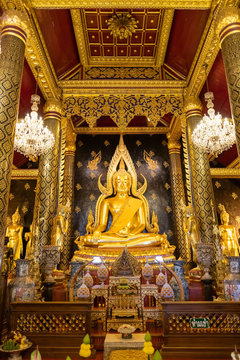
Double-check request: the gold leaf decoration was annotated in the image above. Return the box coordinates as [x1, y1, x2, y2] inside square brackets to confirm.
[137, 181, 143, 188]
[89, 194, 96, 202]
[90, 172, 96, 179]
[168, 229, 173, 237]
[22, 205, 28, 214]
[76, 183, 82, 191]
[104, 140, 110, 147]
[75, 206, 81, 213]
[104, 161, 109, 168]
[74, 230, 80, 237]
[151, 193, 157, 201]
[163, 161, 169, 168]
[151, 171, 157, 178]
[24, 183, 30, 190]
[136, 140, 142, 147]
[88, 151, 101, 171]
[77, 161, 83, 168]
[9, 193, 14, 200]
[136, 160, 142, 168]
[232, 192, 238, 200]
[162, 140, 167, 147]
[143, 150, 158, 171]
[164, 183, 170, 190]
[235, 216, 240, 224]
[166, 206, 172, 213]
[78, 140, 84, 147]
[215, 181, 221, 188]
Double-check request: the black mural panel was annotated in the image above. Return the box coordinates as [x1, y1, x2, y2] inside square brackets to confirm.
[213, 178, 240, 237]
[73, 134, 174, 249]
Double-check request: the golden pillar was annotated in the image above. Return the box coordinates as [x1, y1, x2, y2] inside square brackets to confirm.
[59, 120, 76, 270]
[185, 97, 216, 254]
[217, 7, 240, 156]
[38, 99, 62, 259]
[0, 10, 28, 271]
[168, 139, 190, 262]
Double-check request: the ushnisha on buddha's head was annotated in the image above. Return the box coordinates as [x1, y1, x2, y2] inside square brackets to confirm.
[112, 158, 131, 195]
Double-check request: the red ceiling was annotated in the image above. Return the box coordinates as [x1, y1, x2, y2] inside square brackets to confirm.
[85, 9, 162, 58]
[34, 9, 79, 76]
[165, 9, 210, 76]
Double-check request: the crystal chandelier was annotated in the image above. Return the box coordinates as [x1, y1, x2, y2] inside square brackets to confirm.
[14, 70, 55, 161]
[107, 13, 138, 39]
[191, 71, 236, 157]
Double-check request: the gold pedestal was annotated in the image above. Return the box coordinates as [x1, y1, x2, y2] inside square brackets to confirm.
[72, 246, 175, 265]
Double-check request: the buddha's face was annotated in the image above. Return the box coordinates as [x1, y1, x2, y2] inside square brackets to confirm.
[114, 171, 131, 194]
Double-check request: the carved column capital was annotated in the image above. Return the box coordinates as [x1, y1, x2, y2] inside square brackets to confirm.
[1, 9, 28, 43]
[184, 96, 202, 119]
[65, 121, 76, 155]
[216, 7, 240, 44]
[44, 98, 62, 120]
[168, 139, 181, 154]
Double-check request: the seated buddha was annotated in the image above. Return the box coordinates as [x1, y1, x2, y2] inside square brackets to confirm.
[76, 135, 172, 250]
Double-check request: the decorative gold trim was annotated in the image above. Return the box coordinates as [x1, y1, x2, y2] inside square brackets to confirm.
[11, 169, 38, 180]
[227, 157, 239, 168]
[168, 140, 181, 154]
[155, 9, 174, 67]
[210, 168, 240, 178]
[61, 80, 185, 96]
[169, 115, 182, 141]
[184, 96, 202, 114]
[28, 0, 212, 9]
[74, 127, 169, 134]
[58, 117, 67, 205]
[71, 9, 88, 66]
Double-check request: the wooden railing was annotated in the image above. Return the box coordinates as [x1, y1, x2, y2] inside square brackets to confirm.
[10, 301, 92, 357]
[161, 301, 240, 359]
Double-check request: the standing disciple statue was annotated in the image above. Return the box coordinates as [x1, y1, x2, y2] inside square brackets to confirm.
[218, 203, 240, 256]
[183, 204, 200, 263]
[25, 224, 33, 259]
[6, 207, 23, 260]
[51, 203, 69, 249]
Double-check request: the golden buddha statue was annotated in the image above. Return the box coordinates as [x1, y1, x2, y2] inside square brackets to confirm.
[218, 203, 240, 257]
[51, 202, 69, 249]
[76, 135, 173, 251]
[6, 207, 23, 260]
[183, 203, 200, 263]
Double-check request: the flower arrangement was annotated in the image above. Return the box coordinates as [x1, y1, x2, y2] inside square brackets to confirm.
[117, 324, 136, 339]
[79, 334, 91, 358]
[143, 331, 155, 356]
[1, 331, 30, 350]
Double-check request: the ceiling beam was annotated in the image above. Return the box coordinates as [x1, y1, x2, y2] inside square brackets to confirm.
[185, 0, 239, 98]
[155, 10, 174, 67]
[28, 0, 212, 9]
[71, 9, 88, 67]
[60, 79, 185, 96]
[210, 168, 240, 178]
[11, 169, 39, 180]
[74, 127, 169, 135]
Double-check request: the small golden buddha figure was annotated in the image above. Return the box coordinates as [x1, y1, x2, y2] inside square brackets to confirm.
[218, 203, 240, 257]
[183, 204, 200, 262]
[25, 224, 33, 259]
[77, 135, 173, 250]
[51, 203, 69, 249]
[6, 207, 23, 260]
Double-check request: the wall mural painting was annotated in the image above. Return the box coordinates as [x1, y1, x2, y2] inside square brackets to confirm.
[73, 134, 174, 250]
[213, 178, 240, 240]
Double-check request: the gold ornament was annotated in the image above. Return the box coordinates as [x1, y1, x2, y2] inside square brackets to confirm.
[107, 13, 138, 39]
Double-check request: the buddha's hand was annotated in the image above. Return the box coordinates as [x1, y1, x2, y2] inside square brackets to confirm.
[92, 230, 101, 244]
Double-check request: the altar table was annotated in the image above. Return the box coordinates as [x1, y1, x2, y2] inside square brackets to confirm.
[104, 333, 145, 360]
